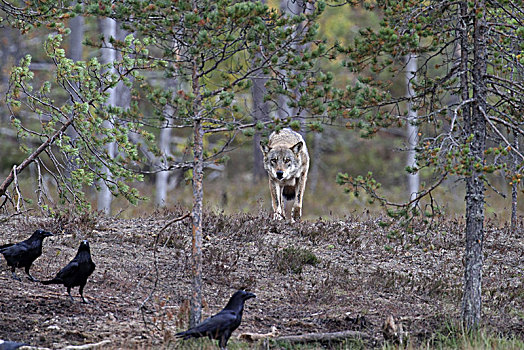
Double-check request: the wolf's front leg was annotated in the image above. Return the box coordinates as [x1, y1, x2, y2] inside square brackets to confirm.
[269, 180, 284, 220]
[291, 172, 308, 221]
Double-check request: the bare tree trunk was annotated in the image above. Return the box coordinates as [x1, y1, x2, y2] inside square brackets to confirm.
[1, 28, 24, 121]
[155, 76, 179, 207]
[405, 53, 419, 203]
[65, 4, 84, 164]
[190, 59, 203, 328]
[156, 125, 172, 207]
[97, 17, 117, 215]
[277, 0, 303, 121]
[511, 133, 519, 233]
[251, 29, 269, 182]
[462, 0, 487, 330]
[69, 6, 84, 63]
[308, 132, 322, 193]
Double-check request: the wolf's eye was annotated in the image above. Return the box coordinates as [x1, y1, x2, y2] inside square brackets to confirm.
[284, 158, 291, 164]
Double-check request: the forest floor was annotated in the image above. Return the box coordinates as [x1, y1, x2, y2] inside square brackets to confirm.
[0, 209, 522, 349]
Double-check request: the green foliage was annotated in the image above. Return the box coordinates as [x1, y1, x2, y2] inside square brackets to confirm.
[274, 246, 320, 274]
[334, 0, 523, 222]
[6, 34, 149, 210]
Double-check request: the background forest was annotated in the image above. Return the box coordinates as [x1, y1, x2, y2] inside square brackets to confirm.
[0, 1, 520, 220]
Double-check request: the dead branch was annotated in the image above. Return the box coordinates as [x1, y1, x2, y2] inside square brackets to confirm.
[238, 326, 279, 342]
[0, 208, 34, 224]
[0, 117, 74, 198]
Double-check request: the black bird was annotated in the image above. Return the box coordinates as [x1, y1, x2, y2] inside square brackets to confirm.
[175, 290, 256, 350]
[41, 240, 96, 303]
[0, 229, 53, 281]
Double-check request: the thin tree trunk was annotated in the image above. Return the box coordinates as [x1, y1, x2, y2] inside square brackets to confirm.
[308, 132, 322, 193]
[97, 17, 117, 215]
[156, 125, 171, 207]
[69, 6, 84, 62]
[155, 76, 178, 207]
[405, 53, 419, 203]
[462, 0, 487, 330]
[190, 59, 203, 328]
[65, 4, 84, 167]
[277, 0, 302, 121]
[511, 133, 518, 233]
[251, 34, 269, 182]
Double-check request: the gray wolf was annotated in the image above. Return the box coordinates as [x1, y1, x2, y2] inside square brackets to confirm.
[175, 290, 256, 350]
[260, 128, 309, 221]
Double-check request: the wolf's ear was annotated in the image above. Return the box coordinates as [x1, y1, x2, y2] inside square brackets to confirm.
[260, 142, 270, 155]
[290, 141, 303, 155]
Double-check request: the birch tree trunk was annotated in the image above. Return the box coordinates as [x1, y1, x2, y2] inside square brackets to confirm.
[156, 125, 172, 206]
[97, 18, 117, 215]
[462, 0, 487, 330]
[156, 78, 178, 206]
[65, 4, 83, 155]
[68, 7, 84, 63]
[405, 53, 419, 203]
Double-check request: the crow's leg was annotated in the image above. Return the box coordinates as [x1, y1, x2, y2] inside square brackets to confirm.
[10, 266, 21, 281]
[79, 284, 89, 304]
[25, 266, 39, 282]
[219, 333, 230, 350]
[67, 286, 75, 302]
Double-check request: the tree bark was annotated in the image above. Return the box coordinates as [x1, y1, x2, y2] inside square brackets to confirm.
[462, 0, 487, 330]
[308, 132, 322, 193]
[97, 17, 117, 215]
[277, 0, 303, 121]
[251, 37, 269, 182]
[68, 5, 84, 62]
[405, 53, 419, 203]
[190, 58, 203, 328]
[511, 133, 518, 233]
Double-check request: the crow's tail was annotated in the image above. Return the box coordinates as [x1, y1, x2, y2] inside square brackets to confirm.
[0, 243, 14, 251]
[175, 330, 199, 339]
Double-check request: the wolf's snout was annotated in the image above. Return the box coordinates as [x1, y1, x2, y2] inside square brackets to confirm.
[276, 170, 284, 180]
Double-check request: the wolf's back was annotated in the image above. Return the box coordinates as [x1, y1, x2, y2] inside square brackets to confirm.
[268, 128, 306, 150]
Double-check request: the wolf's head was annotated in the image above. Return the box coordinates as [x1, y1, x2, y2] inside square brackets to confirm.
[260, 141, 304, 181]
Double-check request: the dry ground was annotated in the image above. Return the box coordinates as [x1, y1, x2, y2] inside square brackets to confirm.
[0, 209, 522, 349]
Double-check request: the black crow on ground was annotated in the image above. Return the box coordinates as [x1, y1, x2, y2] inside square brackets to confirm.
[175, 290, 256, 350]
[41, 240, 95, 303]
[0, 229, 53, 281]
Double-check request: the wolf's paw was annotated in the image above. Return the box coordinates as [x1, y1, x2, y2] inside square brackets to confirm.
[291, 207, 302, 221]
[273, 212, 284, 220]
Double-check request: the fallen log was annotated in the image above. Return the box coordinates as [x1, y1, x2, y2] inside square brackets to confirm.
[275, 330, 369, 344]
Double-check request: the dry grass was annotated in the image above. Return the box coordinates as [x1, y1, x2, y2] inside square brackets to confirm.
[0, 210, 522, 349]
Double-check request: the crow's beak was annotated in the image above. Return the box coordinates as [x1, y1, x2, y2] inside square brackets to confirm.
[45, 231, 54, 237]
[245, 292, 256, 299]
